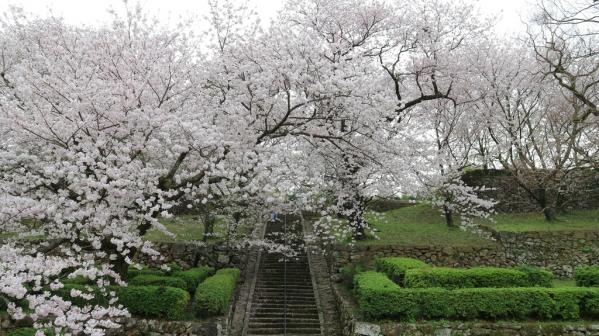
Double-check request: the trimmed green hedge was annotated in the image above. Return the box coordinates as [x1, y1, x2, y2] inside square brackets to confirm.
[56, 284, 190, 320]
[374, 257, 429, 284]
[404, 267, 550, 289]
[516, 265, 554, 288]
[127, 264, 166, 278]
[575, 267, 599, 287]
[173, 266, 215, 292]
[117, 285, 190, 320]
[128, 274, 188, 290]
[354, 271, 599, 320]
[7, 328, 54, 336]
[194, 268, 240, 317]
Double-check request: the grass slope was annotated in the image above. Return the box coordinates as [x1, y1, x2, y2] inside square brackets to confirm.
[362, 204, 497, 247]
[144, 215, 226, 242]
[479, 209, 599, 232]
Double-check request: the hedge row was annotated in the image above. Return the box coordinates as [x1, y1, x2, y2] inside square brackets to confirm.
[575, 267, 599, 287]
[404, 266, 552, 289]
[354, 271, 599, 320]
[128, 274, 188, 290]
[127, 265, 214, 293]
[56, 284, 190, 320]
[374, 257, 429, 284]
[194, 268, 240, 317]
[173, 266, 215, 293]
[7, 328, 54, 336]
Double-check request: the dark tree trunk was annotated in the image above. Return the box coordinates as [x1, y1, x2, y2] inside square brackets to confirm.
[202, 212, 216, 242]
[538, 187, 557, 222]
[443, 204, 457, 228]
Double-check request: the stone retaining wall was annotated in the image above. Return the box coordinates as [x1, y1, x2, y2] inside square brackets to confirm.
[462, 168, 599, 213]
[382, 322, 599, 336]
[136, 242, 246, 270]
[333, 230, 599, 277]
[0, 315, 225, 336]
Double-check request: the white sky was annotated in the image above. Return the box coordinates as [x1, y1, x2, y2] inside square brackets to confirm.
[0, 0, 534, 35]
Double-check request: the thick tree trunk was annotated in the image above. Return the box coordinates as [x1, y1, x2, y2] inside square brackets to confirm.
[537, 187, 557, 222]
[443, 204, 457, 228]
[202, 213, 216, 242]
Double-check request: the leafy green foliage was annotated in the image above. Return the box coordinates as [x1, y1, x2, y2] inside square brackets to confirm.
[173, 266, 215, 292]
[194, 268, 240, 317]
[404, 267, 551, 289]
[116, 285, 190, 320]
[341, 263, 367, 289]
[354, 272, 599, 320]
[127, 264, 166, 278]
[374, 257, 429, 284]
[516, 265, 554, 287]
[575, 267, 599, 287]
[7, 328, 54, 336]
[55, 284, 189, 320]
[128, 274, 188, 290]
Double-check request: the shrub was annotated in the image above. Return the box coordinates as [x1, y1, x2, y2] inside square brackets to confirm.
[127, 264, 165, 278]
[404, 267, 548, 289]
[173, 266, 215, 292]
[7, 328, 54, 336]
[194, 268, 240, 317]
[128, 274, 188, 290]
[115, 285, 190, 320]
[516, 265, 554, 287]
[575, 266, 599, 287]
[374, 257, 429, 284]
[340, 263, 367, 289]
[354, 272, 599, 320]
[62, 276, 93, 285]
[55, 284, 189, 320]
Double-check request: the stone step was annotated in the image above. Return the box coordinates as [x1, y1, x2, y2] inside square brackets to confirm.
[245, 220, 321, 336]
[247, 327, 322, 335]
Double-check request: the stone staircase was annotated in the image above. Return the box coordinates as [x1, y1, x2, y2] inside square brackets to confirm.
[244, 218, 322, 336]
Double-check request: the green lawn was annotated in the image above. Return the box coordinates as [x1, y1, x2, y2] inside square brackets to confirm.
[144, 215, 226, 242]
[362, 204, 497, 247]
[553, 278, 577, 287]
[479, 209, 599, 232]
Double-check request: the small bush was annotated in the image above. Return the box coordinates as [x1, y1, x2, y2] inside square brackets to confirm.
[62, 276, 93, 285]
[194, 268, 240, 317]
[340, 263, 367, 289]
[404, 267, 549, 289]
[7, 328, 54, 336]
[575, 266, 599, 287]
[173, 266, 215, 292]
[374, 257, 429, 284]
[516, 265, 554, 287]
[55, 284, 189, 320]
[128, 274, 188, 290]
[354, 272, 599, 320]
[127, 264, 165, 278]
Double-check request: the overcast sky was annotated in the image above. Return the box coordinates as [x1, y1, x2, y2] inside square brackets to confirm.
[0, 0, 535, 35]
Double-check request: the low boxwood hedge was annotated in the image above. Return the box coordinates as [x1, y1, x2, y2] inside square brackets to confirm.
[516, 265, 554, 287]
[7, 328, 54, 336]
[194, 268, 240, 317]
[354, 271, 599, 320]
[404, 267, 549, 289]
[127, 264, 166, 278]
[128, 274, 188, 290]
[374, 257, 429, 284]
[575, 267, 599, 287]
[117, 285, 190, 320]
[173, 266, 215, 292]
[56, 284, 190, 320]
